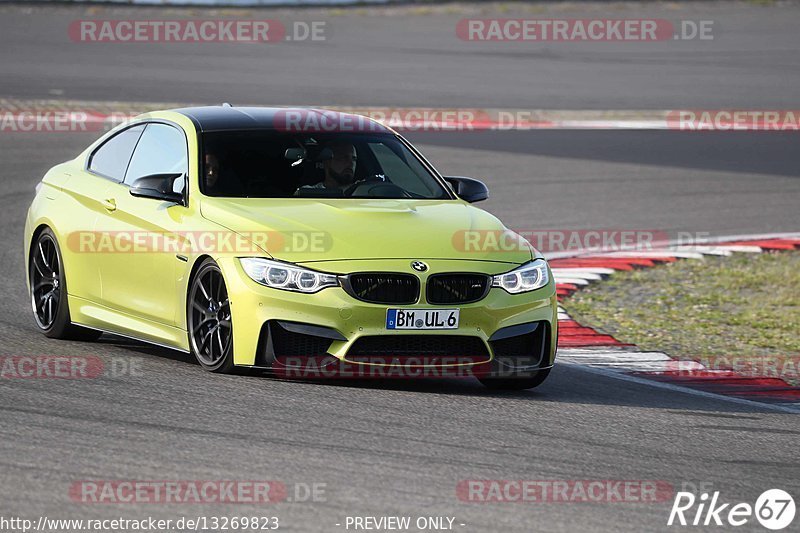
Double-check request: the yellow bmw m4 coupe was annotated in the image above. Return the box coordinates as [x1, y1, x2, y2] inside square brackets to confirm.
[24, 106, 557, 389]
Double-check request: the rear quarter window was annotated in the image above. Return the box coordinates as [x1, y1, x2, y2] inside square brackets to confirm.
[88, 125, 145, 181]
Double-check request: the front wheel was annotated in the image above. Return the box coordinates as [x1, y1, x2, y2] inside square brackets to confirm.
[478, 368, 551, 391]
[29, 228, 102, 341]
[188, 259, 235, 373]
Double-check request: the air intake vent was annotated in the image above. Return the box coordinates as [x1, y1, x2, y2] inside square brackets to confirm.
[343, 273, 420, 304]
[346, 335, 489, 360]
[426, 273, 491, 304]
[270, 322, 333, 357]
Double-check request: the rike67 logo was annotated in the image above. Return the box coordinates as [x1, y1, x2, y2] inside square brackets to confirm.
[668, 489, 795, 530]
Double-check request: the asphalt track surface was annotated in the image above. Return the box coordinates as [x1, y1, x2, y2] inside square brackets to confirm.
[1, 3, 800, 532]
[2, 2, 800, 108]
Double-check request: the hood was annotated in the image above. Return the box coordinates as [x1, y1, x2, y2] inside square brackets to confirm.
[200, 198, 534, 265]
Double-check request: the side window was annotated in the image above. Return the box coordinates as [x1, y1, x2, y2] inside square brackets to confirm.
[88, 125, 145, 182]
[124, 123, 188, 193]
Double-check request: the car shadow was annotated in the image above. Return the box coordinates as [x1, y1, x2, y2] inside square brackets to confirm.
[95, 334, 196, 365]
[95, 334, 795, 415]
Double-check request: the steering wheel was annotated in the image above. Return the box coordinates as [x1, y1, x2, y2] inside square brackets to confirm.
[344, 175, 413, 198]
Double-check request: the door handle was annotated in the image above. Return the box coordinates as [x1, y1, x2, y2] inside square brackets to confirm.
[101, 198, 117, 211]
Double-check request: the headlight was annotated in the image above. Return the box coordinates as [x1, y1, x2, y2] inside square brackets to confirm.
[492, 259, 549, 294]
[239, 258, 339, 293]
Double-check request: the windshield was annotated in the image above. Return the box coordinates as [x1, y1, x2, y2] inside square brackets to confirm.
[200, 131, 451, 199]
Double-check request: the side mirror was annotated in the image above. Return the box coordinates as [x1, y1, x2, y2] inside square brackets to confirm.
[129, 173, 185, 205]
[444, 176, 489, 203]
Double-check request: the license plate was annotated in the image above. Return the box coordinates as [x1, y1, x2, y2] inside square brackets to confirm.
[386, 309, 459, 330]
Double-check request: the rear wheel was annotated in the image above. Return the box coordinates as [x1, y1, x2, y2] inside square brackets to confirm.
[478, 368, 551, 391]
[29, 228, 102, 341]
[188, 259, 235, 373]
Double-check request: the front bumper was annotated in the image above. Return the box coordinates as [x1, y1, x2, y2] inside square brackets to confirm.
[217, 257, 558, 371]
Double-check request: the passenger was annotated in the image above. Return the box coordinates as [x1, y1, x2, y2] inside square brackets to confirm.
[204, 153, 245, 196]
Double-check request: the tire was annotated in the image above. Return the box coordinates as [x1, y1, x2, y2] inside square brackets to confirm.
[29, 228, 102, 341]
[478, 368, 551, 391]
[187, 258, 235, 373]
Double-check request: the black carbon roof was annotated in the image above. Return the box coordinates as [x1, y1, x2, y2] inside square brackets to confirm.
[173, 106, 392, 134]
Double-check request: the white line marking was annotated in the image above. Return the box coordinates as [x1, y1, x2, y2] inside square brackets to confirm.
[713, 245, 764, 253]
[551, 267, 617, 276]
[560, 349, 673, 361]
[551, 119, 669, 130]
[593, 250, 706, 259]
[553, 277, 590, 286]
[553, 271, 603, 281]
[559, 348, 698, 372]
[668, 246, 733, 256]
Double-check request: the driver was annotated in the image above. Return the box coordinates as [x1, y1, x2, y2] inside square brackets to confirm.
[296, 142, 357, 193]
